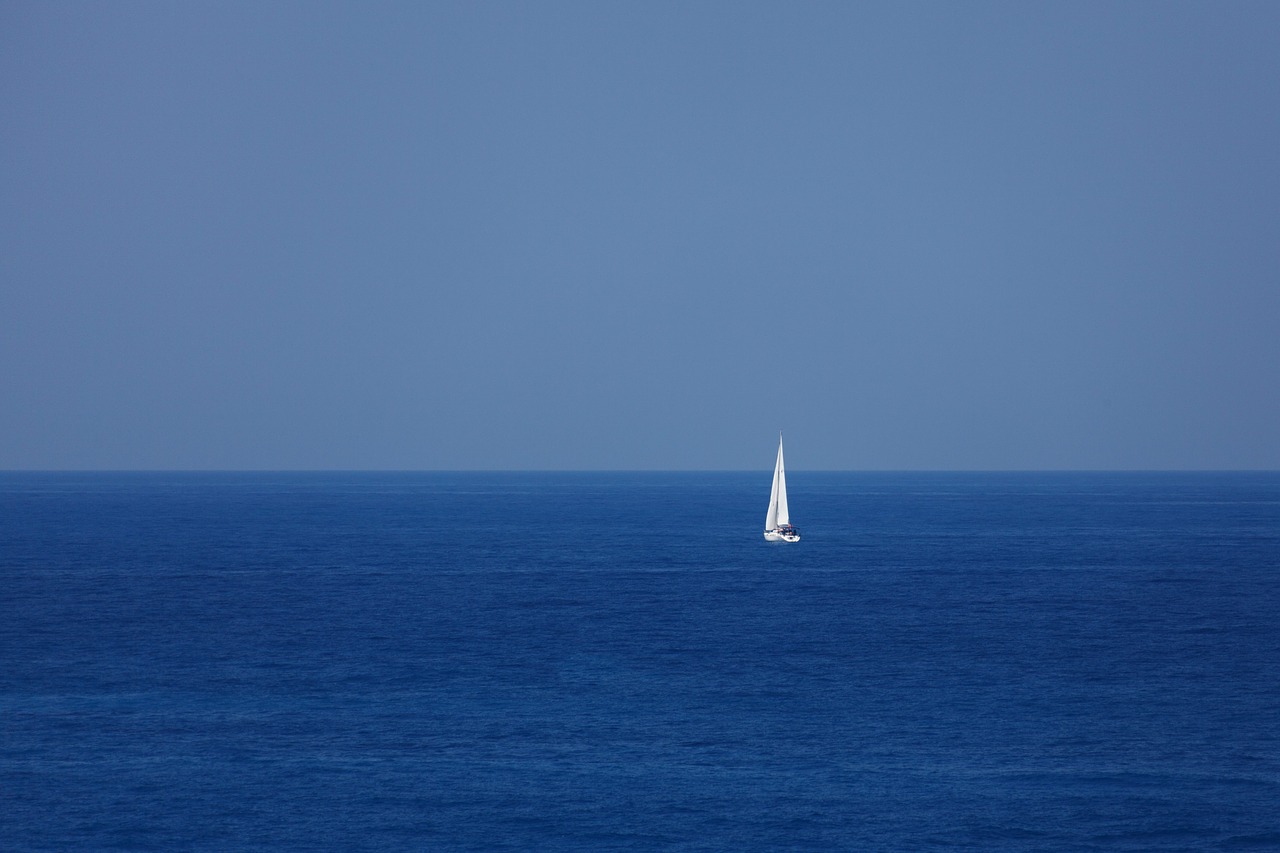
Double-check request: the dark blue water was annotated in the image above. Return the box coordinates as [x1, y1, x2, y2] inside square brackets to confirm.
[3, 472, 1278, 851]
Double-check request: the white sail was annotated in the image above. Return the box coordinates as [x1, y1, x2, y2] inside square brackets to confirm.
[765, 433, 789, 530]
[763, 432, 799, 541]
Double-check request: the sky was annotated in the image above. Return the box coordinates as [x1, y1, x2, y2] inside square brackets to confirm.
[2, 1, 1278, 470]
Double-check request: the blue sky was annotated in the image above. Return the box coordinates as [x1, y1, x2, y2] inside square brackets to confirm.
[3, 1, 1278, 469]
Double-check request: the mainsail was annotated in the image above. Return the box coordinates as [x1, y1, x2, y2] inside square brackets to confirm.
[765, 433, 790, 531]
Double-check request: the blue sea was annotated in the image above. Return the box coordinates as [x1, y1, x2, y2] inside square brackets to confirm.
[3, 471, 1278, 851]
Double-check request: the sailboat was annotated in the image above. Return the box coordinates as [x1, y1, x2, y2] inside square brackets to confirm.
[764, 432, 800, 542]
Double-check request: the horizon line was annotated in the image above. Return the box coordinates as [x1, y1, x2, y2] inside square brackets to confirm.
[3, 468, 1278, 475]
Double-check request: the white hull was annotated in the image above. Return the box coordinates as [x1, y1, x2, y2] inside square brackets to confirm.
[764, 528, 800, 543]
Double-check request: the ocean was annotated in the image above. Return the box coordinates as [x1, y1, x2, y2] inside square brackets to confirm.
[2, 471, 1278, 851]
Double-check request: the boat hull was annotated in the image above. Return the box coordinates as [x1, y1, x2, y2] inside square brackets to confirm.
[764, 529, 800, 543]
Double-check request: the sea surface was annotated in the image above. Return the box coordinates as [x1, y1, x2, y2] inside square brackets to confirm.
[2, 471, 1278, 851]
